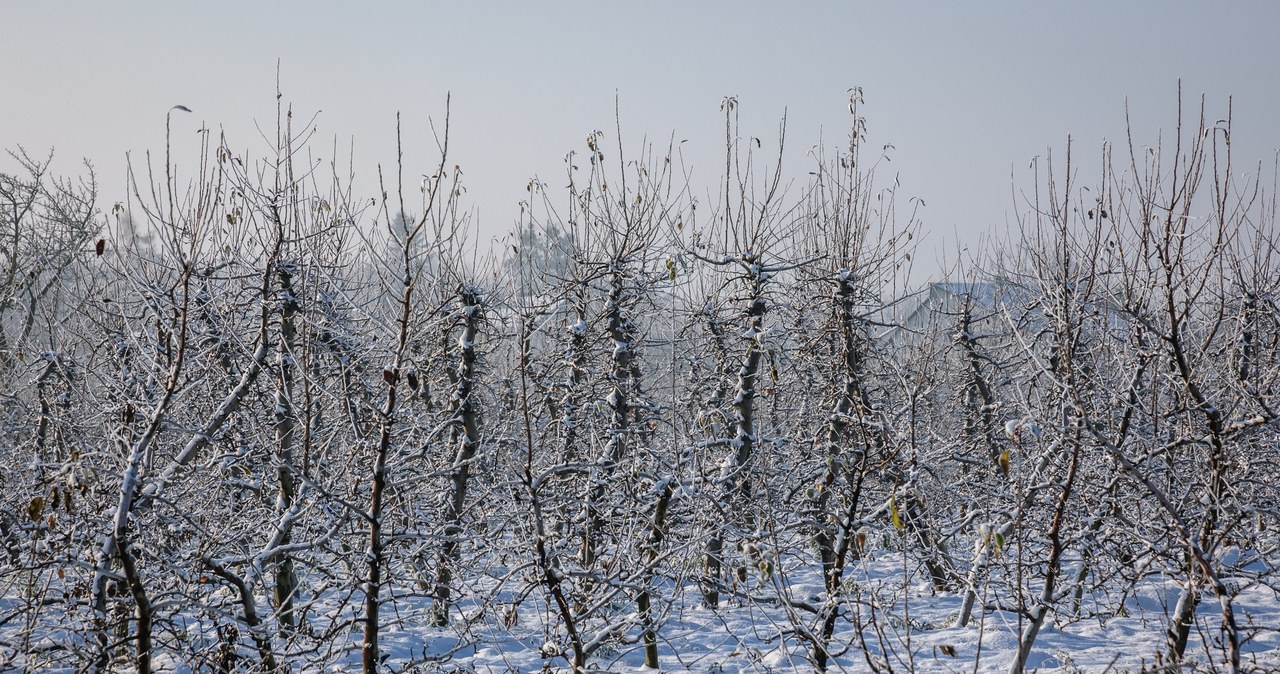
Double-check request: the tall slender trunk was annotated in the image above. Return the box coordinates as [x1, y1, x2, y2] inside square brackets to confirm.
[639, 479, 675, 668]
[812, 467, 867, 672]
[517, 315, 587, 673]
[810, 270, 872, 670]
[583, 269, 634, 567]
[363, 401, 393, 673]
[1009, 433, 1081, 673]
[272, 260, 301, 629]
[432, 286, 483, 625]
[558, 279, 589, 462]
[1161, 267, 1240, 669]
[364, 275, 413, 673]
[703, 261, 765, 608]
[118, 535, 152, 674]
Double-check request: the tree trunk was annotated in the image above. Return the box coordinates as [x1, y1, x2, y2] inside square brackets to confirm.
[272, 260, 301, 630]
[433, 285, 483, 625]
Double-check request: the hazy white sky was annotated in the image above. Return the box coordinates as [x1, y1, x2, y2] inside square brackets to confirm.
[5, 1, 1279, 275]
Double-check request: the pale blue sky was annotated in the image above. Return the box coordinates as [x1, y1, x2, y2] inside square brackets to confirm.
[5, 2, 1279, 275]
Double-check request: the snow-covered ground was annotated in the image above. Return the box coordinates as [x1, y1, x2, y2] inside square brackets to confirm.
[4, 528, 1278, 673]
[284, 552, 1279, 673]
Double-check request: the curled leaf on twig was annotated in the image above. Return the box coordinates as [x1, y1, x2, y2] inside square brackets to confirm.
[27, 497, 45, 521]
